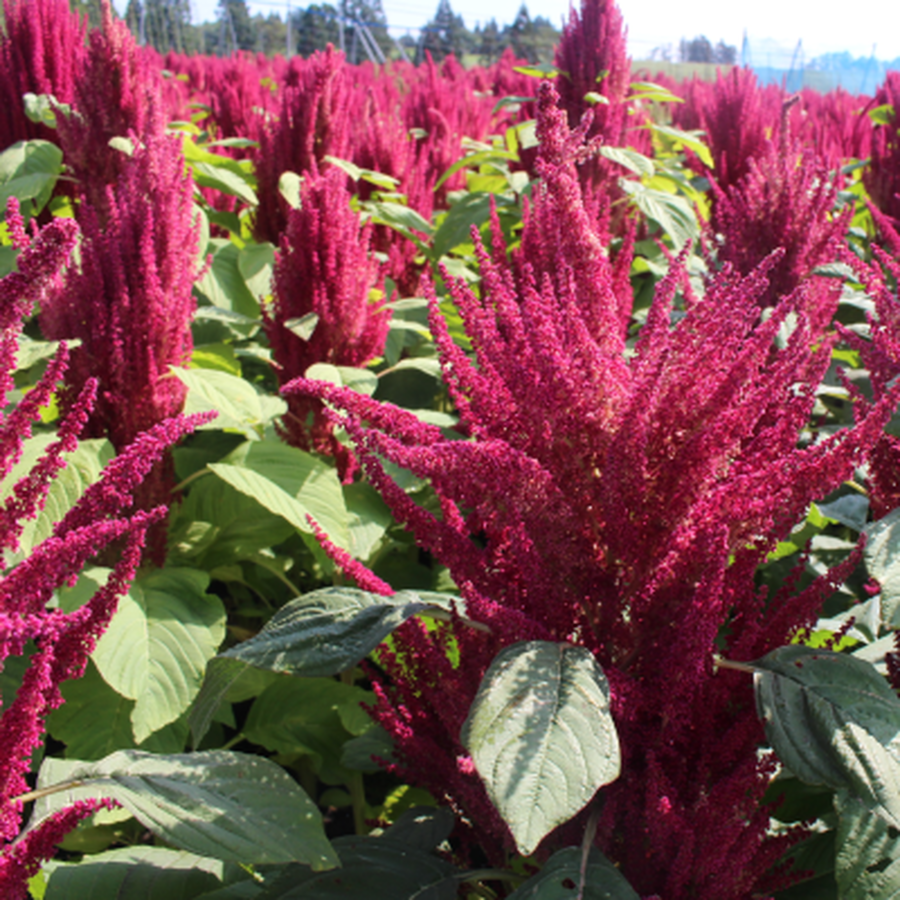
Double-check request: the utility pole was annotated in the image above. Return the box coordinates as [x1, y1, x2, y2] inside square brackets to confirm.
[286, 0, 292, 57]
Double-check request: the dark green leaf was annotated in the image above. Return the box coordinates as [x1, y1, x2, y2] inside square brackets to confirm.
[382, 806, 455, 851]
[221, 586, 457, 677]
[255, 836, 457, 899]
[30, 750, 338, 868]
[461, 641, 621, 855]
[835, 791, 900, 900]
[506, 846, 639, 899]
[45, 846, 233, 900]
[864, 508, 900, 628]
[753, 646, 900, 828]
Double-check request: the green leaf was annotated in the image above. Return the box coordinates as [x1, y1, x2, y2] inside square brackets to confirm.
[0, 436, 113, 559]
[238, 242, 275, 300]
[195, 240, 261, 319]
[619, 180, 698, 249]
[278, 171, 302, 209]
[461, 641, 621, 856]
[382, 806, 454, 851]
[365, 201, 434, 237]
[23, 92, 67, 128]
[598, 146, 654, 177]
[492, 95, 535, 114]
[864, 508, 900, 629]
[513, 64, 559, 78]
[175, 368, 286, 440]
[506, 846, 639, 899]
[220, 586, 457, 677]
[243, 677, 374, 783]
[341, 725, 396, 772]
[30, 750, 338, 868]
[284, 312, 320, 341]
[628, 81, 684, 104]
[752, 646, 900, 828]
[252, 835, 457, 899]
[432, 193, 511, 259]
[217, 440, 350, 549]
[869, 104, 896, 126]
[304, 362, 378, 396]
[47, 661, 189, 759]
[44, 846, 236, 900]
[835, 790, 900, 900]
[188, 657, 252, 749]
[583, 91, 610, 106]
[434, 148, 517, 192]
[89, 568, 226, 743]
[649, 124, 714, 168]
[324, 155, 399, 190]
[0, 139, 63, 216]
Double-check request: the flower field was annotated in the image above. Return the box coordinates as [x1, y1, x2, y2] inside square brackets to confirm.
[2, 0, 900, 896]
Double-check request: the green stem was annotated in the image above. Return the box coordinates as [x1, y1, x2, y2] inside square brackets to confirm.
[171, 466, 212, 495]
[12, 780, 85, 805]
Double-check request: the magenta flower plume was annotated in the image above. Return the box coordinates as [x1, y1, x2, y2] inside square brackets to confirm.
[253, 45, 351, 244]
[708, 133, 850, 310]
[288, 85, 898, 896]
[0, 211, 206, 896]
[55, 0, 163, 218]
[264, 165, 388, 478]
[0, 0, 86, 150]
[39, 129, 199, 557]
[554, 0, 630, 148]
[864, 71, 900, 225]
[674, 68, 783, 194]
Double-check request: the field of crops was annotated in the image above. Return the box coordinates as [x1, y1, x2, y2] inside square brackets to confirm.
[2, 0, 900, 896]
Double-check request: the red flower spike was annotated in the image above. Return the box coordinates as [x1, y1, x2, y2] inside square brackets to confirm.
[291, 85, 900, 896]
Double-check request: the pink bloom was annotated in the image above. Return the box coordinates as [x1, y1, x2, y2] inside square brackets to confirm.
[289, 83, 898, 896]
[265, 165, 388, 478]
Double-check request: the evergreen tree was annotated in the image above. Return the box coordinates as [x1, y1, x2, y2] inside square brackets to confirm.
[292, 4, 341, 56]
[218, 0, 255, 53]
[420, 0, 468, 62]
[124, 0, 194, 53]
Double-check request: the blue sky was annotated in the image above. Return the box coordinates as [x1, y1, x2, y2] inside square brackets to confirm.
[146, 0, 900, 61]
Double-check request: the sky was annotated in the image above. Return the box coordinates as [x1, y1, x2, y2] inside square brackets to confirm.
[176, 0, 900, 62]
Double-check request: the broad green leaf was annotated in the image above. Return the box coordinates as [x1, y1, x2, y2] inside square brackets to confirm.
[869, 104, 896, 126]
[175, 368, 286, 439]
[0, 436, 113, 559]
[0, 139, 63, 215]
[583, 91, 610, 105]
[90, 568, 226, 742]
[252, 835, 457, 899]
[753, 646, 900, 828]
[278, 171, 302, 209]
[599, 146, 654, 177]
[243, 677, 374, 783]
[506, 846, 639, 899]
[220, 586, 457, 676]
[324, 155, 399, 190]
[191, 343, 242, 376]
[217, 440, 350, 549]
[432, 193, 512, 259]
[304, 362, 378, 397]
[619, 180, 698, 249]
[30, 750, 338, 868]
[461, 641, 621, 855]
[23, 92, 67, 128]
[492, 94, 535, 114]
[836, 790, 900, 900]
[192, 164, 258, 205]
[47, 662, 188, 759]
[238, 242, 275, 300]
[864, 508, 900, 628]
[382, 806, 454, 851]
[284, 312, 319, 341]
[341, 725, 395, 772]
[188, 657, 253, 749]
[365, 201, 434, 237]
[44, 846, 235, 900]
[818, 494, 869, 532]
[208, 464, 316, 535]
[650, 124, 714, 168]
[195, 240, 261, 319]
[434, 148, 517, 192]
[168, 474, 294, 571]
[629, 81, 684, 104]
[344, 482, 394, 562]
[513, 64, 560, 78]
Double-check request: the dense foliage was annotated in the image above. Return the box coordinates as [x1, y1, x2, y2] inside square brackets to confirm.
[2, 0, 900, 897]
